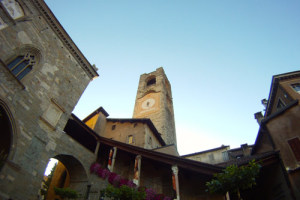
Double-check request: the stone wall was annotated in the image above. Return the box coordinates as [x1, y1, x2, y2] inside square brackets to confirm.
[0, 0, 96, 199]
[103, 121, 162, 149]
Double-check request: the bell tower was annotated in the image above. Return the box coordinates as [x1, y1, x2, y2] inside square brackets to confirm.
[133, 67, 177, 146]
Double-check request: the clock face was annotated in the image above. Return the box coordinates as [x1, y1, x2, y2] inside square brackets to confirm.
[133, 92, 160, 118]
[141, 98, 156, 110]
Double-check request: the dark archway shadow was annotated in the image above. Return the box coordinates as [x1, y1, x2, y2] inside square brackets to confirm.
[0, 104, 12, 172]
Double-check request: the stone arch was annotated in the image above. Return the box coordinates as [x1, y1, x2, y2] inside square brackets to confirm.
[0, 99, 15, 171]
[5, 45, 43, 67]
[52, 154, 89, 196]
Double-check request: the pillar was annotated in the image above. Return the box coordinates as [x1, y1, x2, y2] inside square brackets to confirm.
[172, 165, 180, 200]
[94, 141, 100, 159]
[107, 147, 117, 172]
[133, 155, 142, 186]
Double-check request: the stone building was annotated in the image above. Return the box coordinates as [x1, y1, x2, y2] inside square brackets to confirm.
[0, 0, 299, 200]
[252, 71, 300, 199]
[182, 144, 253, 165]
[0, 0, 99, 198]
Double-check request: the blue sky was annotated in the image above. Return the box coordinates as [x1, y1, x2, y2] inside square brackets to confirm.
[45, 0, 300, 155]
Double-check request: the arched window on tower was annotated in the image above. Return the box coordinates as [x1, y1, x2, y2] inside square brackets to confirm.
[146, 76, 156, 86]
[7, 53, 36, 80]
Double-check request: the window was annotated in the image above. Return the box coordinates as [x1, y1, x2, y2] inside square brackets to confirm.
[222, 151, 229, 161]
[0, 0, 24, 19]
[147, 77, 156, 86]
[276, 99, 285, 110]
[148, 136, 152, 146]
[291, 83, 300, 94]
[288, 137, 300, 162]
[128, 135, 133, 144]
[7, 53, 35, 80]
[208, 154, 215, 162]
[111, 125, 116, 130]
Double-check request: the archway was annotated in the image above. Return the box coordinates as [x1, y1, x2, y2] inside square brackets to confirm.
[42, 155, 89, 200]
[0, 104, 12, 171]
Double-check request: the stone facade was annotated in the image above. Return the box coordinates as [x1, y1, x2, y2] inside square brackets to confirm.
[182, 146, 230, 164]
[133, 67, 177, 147]
[0, 0, 98, 199]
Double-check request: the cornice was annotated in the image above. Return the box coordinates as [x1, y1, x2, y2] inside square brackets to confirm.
[30, 0, 98, 79]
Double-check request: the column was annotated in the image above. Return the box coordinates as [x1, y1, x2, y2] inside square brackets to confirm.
[107, 147, 117, 172]
[94, 141, 100, 159]
[172, 165, 180, 200]
[133, 155, 142, 186]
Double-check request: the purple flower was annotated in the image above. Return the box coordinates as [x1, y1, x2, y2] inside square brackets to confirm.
[163, 197, 173, 200]
[154, 194, 165, 200]
[108, 172, 117, 184]
[119, 178, 128, 187]
[90, 163, 101, 173]
[113, 174, 121, 187]
[126, 180, 136, 188]
[100, 168, 110, 179]
[145, 188, 156, 200]
[96, 167, 103, 177]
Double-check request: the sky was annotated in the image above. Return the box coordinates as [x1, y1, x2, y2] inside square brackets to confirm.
[45, 0, 300, 155]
